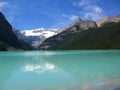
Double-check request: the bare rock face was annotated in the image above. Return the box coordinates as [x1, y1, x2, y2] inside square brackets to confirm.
[69, 18, 83, 27]
[79, 21, 97, 30]
[96, 15, 120, 27]
[96, 16, 112, 27]
[64, 18, 97, 33]
[67, 18, 97, 31]
[112, 15, 120, 22]
[39, 18, 97, 50]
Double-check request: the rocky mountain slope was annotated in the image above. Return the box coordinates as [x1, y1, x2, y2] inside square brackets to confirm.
[1, 11, 120, 50]
[39, 14, 120, 50]
[96, 15, 120, 27]
[0, 12, 34, 51]
[39, 18, 97, 50]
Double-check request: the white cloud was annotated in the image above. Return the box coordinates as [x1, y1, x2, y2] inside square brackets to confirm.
[52, 14, 79, 28]
[84, 12, 101, 21]
[84, 5, 102, 13]
[69, 15, 79, 21]
[73, 0, 104, 21]
[94, 6, 102, 13]
[74, 0, 90, 7]
[62, 14, 79, 21]
[0, 1, 9, 10]
[73, 0, 99, 7]
[83, 5, 103, 20]
[22, 62, 59, 74]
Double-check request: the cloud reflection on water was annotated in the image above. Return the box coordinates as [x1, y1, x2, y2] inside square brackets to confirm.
[22, 62, 59, 74]
[19, 51, 120, 90]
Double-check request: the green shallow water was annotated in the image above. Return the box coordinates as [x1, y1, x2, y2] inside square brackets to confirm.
[0, 50, 120, 90]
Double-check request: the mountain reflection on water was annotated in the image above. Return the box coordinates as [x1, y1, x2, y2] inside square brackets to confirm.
[0, 50, 120, 90]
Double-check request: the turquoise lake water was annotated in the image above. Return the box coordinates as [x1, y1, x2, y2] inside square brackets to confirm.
[0, 50, 120, 90]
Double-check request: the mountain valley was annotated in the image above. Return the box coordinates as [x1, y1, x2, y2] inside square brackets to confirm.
[0, 11, 120, 50]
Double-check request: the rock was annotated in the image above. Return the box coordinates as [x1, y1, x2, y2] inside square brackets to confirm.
[96, 14, 120, 27]
[39, 18, 97, 50]
[79, 21, 97, 30]
[96, 16, 112, 27]
[112, 15, 120, 22]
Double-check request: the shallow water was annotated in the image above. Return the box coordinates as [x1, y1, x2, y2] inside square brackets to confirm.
[0, 50, 120, 90]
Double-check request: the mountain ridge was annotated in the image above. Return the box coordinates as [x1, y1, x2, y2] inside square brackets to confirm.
[1, 11, 120, 50]
[15, 14, 120, 49]
[39, 14, 120, 50]
[0, 12, 34, 51]
[14, 28, 63, 48]
[96, 15, 120, 27]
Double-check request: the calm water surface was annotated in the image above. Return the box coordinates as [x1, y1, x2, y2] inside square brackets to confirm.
[0, 50, 120, 90]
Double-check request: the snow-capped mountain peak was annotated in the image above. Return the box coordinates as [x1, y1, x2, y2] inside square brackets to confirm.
[22, 28, 61, 38]
[13, 28, 62, 48]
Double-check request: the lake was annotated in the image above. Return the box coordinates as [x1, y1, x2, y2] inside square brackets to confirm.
[0, 50, 120, 90]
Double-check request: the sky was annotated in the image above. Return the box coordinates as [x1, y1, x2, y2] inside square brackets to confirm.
[0, 0, 120, 30]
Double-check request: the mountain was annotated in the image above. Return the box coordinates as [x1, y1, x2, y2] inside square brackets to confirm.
[13, 28, 28, 42]
[96, 16, 111, 27]
[39, 18, 97, 50]
[14, 28, 62, 49]
[1, 11, 120, 50]
[65, 18, 97, 32]
[96, 15, 120, 27]
[0, 12, 34, 51]
[39, 14, 120, 50]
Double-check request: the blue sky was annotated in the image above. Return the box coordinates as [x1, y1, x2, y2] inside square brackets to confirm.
[0, 0, 120, 30]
